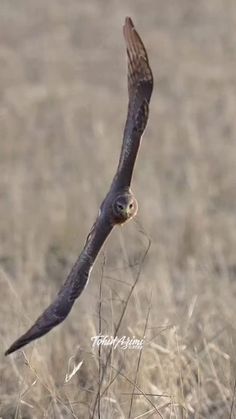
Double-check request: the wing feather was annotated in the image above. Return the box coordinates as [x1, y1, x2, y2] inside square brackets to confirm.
[5, 214, 113, 355]
[111, 17, 153, 190]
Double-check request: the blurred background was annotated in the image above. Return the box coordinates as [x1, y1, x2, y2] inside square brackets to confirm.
[1, 0, 236, 417]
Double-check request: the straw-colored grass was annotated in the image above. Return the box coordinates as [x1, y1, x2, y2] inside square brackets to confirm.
[1, 1, 236, 417]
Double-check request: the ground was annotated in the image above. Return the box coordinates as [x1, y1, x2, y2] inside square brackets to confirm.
[1, 1, 236, 418]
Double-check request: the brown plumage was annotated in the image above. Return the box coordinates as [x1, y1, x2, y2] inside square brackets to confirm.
[5, 17, 153, 356]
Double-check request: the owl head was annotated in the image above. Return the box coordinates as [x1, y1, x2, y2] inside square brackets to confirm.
[112, 192, 138, 224]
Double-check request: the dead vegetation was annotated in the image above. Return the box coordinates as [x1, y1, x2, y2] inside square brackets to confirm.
[1, 0, 236, 417]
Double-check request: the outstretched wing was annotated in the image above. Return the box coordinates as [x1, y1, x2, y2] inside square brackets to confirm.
[5, 213, 113, 355]
[111, 17, 153, 191]
[5, 17, 153, 356]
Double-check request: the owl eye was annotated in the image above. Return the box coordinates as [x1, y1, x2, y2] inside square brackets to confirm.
[117, 203, 124, 210]
[129, 203, 133, 209]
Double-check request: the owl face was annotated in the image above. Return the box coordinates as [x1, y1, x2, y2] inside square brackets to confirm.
[112, 193, 138, 224]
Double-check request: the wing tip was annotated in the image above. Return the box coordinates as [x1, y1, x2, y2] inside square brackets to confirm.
[5, 344, 16, 356]
[124, 16, 134, 29]
[5, 336, 28, 355]
[123, 16, 134, 38]
[123, 16, 153, 90]
[123, 17, 148, 62]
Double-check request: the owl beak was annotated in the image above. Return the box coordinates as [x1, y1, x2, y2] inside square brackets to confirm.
[124, 209, 129, 218]
[123, 208, 130, 218]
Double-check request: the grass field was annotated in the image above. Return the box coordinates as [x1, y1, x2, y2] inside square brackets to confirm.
[1, 0, 236, 417]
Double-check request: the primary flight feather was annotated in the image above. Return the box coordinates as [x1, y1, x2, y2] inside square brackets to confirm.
[5, 17, 153, 355]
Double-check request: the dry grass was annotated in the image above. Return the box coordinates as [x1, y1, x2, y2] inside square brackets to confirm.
[1, 0, 236, 417]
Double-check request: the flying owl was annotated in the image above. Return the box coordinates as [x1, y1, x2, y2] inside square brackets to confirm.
[5, 17, 153, 355]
